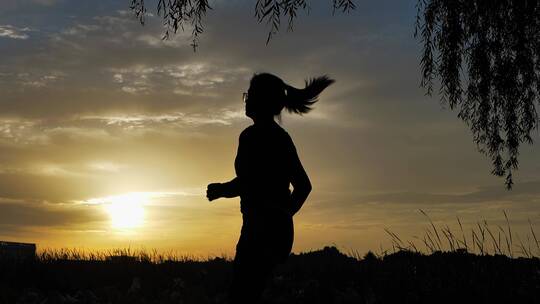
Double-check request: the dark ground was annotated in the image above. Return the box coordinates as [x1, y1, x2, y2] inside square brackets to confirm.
[1, 246, 539, 304]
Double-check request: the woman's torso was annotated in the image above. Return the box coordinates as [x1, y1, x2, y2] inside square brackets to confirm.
[234, 121, 295, 215]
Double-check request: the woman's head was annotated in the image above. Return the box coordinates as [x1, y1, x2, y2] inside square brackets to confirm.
[244, 73, 335, 121]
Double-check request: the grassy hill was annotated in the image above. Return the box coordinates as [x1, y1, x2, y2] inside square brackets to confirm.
[1, 246, 539, 304]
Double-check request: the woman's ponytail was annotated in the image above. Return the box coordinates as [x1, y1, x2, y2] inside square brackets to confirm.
[283, 75, 335, 114]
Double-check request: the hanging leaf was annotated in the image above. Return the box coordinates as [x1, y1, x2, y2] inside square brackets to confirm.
[416, 0, 540, 189]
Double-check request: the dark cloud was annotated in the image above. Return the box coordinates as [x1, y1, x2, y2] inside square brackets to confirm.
[0, 200, 105, 234]
[306, 180, 540, 213]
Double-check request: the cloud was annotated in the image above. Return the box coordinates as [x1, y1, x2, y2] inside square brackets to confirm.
[0, 25, 32, 39]
[0, 108, 244, 146]
[0, 9, 255, 120]
[17, 72, 64, 87]
[80, 109, 245, 129]
[136, 34, 189, 48]
[309, 180, 540, 211]
[61, 24, 101, 36]
[0, 199, 105, 233]
[1, 0, 61, 11]
[107, 63, 250, 96]
[49, 10, 192, 52]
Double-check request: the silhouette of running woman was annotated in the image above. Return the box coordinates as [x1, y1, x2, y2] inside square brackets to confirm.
[206, 72, 334, 304]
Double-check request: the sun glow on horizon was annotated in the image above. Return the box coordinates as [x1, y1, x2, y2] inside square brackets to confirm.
[79, 190, 198, 232]
[95, 193, 149, 230]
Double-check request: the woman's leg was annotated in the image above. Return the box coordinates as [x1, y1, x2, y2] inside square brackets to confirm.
[228, 253, 275, 304]
[228, 212, 293, 303]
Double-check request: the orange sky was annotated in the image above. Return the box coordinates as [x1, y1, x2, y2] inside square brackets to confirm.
[1, 0, 539, 257]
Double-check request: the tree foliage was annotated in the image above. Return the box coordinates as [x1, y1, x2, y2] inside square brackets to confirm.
[130, 0, 355, 50]
[416, 0, 540, 189]
[130, 0, 212, 50]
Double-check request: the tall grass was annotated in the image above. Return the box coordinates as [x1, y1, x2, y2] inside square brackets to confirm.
[385, 210, 540, 258]
[35, 246, 231, 263]
[12, 210, 540, 263]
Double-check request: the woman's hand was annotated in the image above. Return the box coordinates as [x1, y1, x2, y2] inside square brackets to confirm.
[207, 178, 241, 201]
[206, 183, 224, 201]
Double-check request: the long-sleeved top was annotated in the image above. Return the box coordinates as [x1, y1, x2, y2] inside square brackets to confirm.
[234, 121, 302, 216]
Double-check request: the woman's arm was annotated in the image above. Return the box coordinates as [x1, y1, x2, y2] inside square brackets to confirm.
[206, 177, 241, 201]
[290, 162, 312, 216]
[288, 138, 312, 216]
[207, 129, 247, 202]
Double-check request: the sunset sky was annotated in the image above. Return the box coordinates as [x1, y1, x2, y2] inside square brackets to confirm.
[1, 0, 539, 257]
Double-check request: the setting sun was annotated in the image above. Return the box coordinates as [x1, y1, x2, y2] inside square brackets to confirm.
[98, 193, 148, 230]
